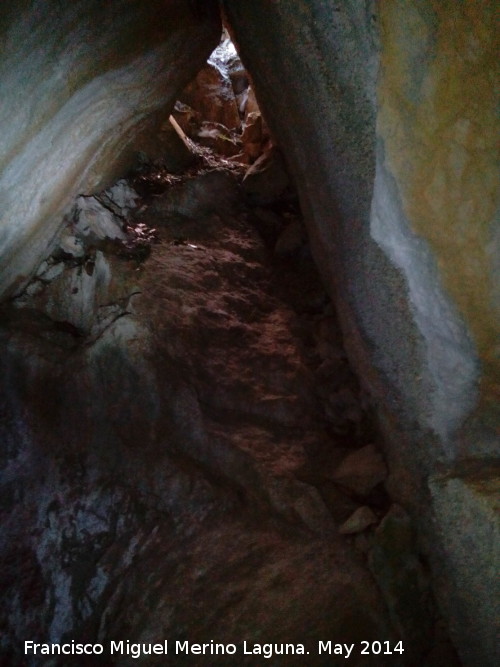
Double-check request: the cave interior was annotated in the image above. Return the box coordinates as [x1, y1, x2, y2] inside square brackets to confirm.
[0, 2, 498, 666]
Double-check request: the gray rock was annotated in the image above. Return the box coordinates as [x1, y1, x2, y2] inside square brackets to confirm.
[74, 196, 126, 241]
[429, 461, 500, 667]
[58, 231, 86, 258]
[38, 251, 111, 335]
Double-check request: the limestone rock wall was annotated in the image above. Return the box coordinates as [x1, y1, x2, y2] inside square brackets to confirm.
[222, 1, 499, 664]
[0, 172, 403, 664]
[374, 0, 499, 446]
[0, 0, 221, 299]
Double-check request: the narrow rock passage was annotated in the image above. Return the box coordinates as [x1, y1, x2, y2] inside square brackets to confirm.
[0, 154, 438, 666]
[134, 167, 381, 527]
[0, 149, 445, 665]
[83, 163, 405, 664]
[1, 7, 495, 665]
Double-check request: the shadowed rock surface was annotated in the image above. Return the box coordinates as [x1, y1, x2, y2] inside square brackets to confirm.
[0, 0, 221, 300]
[0, 2, 498, 665]
[221, 4, 500, 664]
[1, 165, 429, 665]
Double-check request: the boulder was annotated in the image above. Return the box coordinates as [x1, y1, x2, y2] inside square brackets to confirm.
[242, 148, 290, 204]
[97, 180, 141, 218]
[339, 506, 378, 534]
[222, 11, 500, 663]
[74, 196, 126, 242]
[368, 505, 433, 661]
[429, 461, 500, 666]
[150, 170, 241, 221]
[13, 251, 115, 339]
[332, 444, 387, 496]
[179, 62, 241, 131]
[241, 111, 263, 145]
[229, 67, 249, 96]
[235, 89, 249, 116]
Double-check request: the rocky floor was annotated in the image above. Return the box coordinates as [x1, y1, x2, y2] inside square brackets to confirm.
[0, 155, 458, 666]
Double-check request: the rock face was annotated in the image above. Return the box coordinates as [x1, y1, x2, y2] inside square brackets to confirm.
[221, 1, 498, 446]
[222, 2, 499, 664]
[429, 462, 500, 665]
[242, 148, 290, 204]
[172, 31, 271, 163]
[179, 62, 241, 131]
[0, 0, 221, 300]
[0, 2, 498, 665]
[1, 167, 413, 665]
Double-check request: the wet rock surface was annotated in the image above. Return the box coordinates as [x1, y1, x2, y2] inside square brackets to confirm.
[0, 152, 448, 665]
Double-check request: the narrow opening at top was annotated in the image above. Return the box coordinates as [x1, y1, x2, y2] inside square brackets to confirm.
[171, 28, 271, 167]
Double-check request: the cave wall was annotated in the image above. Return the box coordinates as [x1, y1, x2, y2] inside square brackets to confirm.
[0, 0, 221, 299]
[374, 0, 498, 446]
[222, 1, 499, 664]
